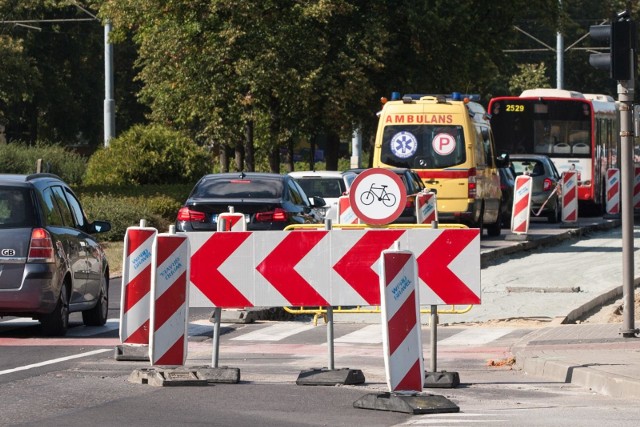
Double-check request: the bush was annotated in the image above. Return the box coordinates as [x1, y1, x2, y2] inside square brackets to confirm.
[78, 184, 192, 242]
[83, 124, 212, 185]
[0, 142, 87, 184]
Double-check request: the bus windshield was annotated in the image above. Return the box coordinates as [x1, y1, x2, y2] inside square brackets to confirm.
[379, 125, 466, 169]
[490, 99, 592, 157]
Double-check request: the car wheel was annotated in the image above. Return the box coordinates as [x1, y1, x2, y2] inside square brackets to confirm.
[548, 198, 561, 223]
[486, 203, 502, 237]
[40, 283, 70, 336]
[82, 275, 109, 326]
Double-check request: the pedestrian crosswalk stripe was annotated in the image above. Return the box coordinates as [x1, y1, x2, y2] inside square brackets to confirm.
[230, 322, 316, 341]
[437, 328, 515, 346]
[335, 324, 382, 344]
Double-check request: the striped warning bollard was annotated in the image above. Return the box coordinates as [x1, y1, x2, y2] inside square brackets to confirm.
[561, 171, 578, 223]
[510, 175, 532, 235]
[634, 167, 640, 209]
[116, 223, 157, 360]
[337, 195, 359, 224]
[149, 230, 190, 366]
[416, 191, 437, 225]
[379, 247, 423, 392]
[605, 168, 620, 216]
[217, 211, 247, 232]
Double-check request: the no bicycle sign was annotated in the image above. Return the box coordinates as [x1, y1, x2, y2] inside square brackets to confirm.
[349, 168, 407, 225]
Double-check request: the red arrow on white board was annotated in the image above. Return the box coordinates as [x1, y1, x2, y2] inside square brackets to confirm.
[256, 231, 329, 306]
[333, 229, 405, 303]
[190, 232, 253, 307]
[416, 228, 480, 304]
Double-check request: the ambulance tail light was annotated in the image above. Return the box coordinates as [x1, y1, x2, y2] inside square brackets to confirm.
[468, 168, 477, 198]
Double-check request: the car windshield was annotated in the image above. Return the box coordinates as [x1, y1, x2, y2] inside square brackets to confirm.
[192, 177, 283, 199]
[295, 178, 344, 198]
[0, 187, 36, 228]
[511, 160, 545, 177]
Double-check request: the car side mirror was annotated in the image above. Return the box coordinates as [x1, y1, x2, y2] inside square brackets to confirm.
[309, 196, 326, 208]
[89, 220, 111, 234]
[496, 151, 510, 168]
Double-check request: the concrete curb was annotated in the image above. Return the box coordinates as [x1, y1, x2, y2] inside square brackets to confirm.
[515, 351, 640, 400]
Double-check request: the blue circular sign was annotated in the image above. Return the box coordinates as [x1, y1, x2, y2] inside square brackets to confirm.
[390, 131, 418, 159]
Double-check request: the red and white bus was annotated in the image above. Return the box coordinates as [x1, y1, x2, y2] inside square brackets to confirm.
[488, 88, 621, 210]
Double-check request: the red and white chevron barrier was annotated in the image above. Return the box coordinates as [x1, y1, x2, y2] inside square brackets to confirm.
[511, 175, 532, 234]
[149, 233, 190, 366]
[561, 171, 578, 223]
[217, 212, 247, 231]
[380, 248, 423, 392]
[187, 228, 480, 308]
[120, 226, 157, 345]
[416, 191, 437, 225]
[337, 195, 359, 224]
[634, 167, 640, 209]
[605, 168, 620, 215]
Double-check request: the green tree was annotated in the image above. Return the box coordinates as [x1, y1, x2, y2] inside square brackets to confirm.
[508, 62, 552, 94]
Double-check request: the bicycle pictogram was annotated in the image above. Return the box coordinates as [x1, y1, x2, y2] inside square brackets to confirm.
[360, 183, 397, 207]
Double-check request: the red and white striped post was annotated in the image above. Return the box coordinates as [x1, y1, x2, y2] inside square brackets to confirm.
[511, 175, 532, 235]
[561, 171, 578, 223]
[633, 167, 640, 209]
[217, 211, 247, 232]
[119, 224, 157, 346]
[605, 168, 621, 216]
[149, 230, 190, 366]
[337, 195, 359, 224]
[416, 191, 437, 225]
[380, 246, 423, 393]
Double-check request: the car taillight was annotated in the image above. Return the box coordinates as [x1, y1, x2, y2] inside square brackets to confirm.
[177, 207, 206, 222]
[28, 228, 55, 263]
[543, 178, 553, 192]
[405, 198, 415, 209]
[255, 208, 288, 222]
[468, 168, 477, 198]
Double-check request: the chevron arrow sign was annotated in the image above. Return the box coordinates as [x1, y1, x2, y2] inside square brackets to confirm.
[187, 228, 480, 308]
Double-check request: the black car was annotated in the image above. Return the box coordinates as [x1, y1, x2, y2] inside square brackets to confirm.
[176, 172, 325, 231]
[510, 154, 562, 223]
[346, 167, 428, 224]
[0, 173, 111, 336]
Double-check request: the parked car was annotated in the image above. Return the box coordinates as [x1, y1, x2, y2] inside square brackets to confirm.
[176, 172, 325, 231]
[346, 167, 429, 224]
[0, 173, 111, 336]
[498, 165, 516, 227]
[509, 154, 562, 223]
[288, 170, 358, 221]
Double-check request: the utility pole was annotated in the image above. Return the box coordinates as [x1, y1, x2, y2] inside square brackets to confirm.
[589, 10, 638, 338]
[104, 21, 115, 147]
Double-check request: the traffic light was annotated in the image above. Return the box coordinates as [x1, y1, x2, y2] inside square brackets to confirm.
[589, 11, 637, 80]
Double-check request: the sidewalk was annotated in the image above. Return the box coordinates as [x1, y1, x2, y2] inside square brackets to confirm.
[486, 218, 640, 400]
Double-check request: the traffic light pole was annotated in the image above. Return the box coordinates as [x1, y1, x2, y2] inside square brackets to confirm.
[618, 66, 637, 337]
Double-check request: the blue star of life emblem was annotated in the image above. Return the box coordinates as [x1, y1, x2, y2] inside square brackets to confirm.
[390, 131, 418, 159]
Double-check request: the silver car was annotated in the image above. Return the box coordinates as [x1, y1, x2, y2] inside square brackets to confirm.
[0, 174, 111, 336]
[510, 154, 562, 223]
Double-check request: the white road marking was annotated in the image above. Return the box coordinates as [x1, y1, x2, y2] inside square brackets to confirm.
[0, 349, 111, 376]
[335, 324, 382, 344]
[437, 328, 514, 346]
[230, 323, 316, 341]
